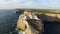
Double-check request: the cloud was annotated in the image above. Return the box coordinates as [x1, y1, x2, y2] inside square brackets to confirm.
[0, 0, 60, 9]
[0, 0, 35, 9]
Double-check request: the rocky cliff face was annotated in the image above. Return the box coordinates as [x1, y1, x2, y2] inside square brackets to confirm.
[16, 12, 60, 34]
[37, 14, 60, 34]
[16, 14, 43, 34]
[37, 13, 60, 19]
[45, 14, 60, 19]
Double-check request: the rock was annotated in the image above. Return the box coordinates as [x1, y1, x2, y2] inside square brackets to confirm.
[16, 14, 43, 34]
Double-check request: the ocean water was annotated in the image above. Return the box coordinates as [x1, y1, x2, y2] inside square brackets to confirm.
[0, 9, 23, 34]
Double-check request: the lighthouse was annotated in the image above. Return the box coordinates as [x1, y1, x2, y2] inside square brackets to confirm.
[24, 11, 39, 20]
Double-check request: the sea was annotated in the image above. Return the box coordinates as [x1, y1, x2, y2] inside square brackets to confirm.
[0, 9, 23, 34]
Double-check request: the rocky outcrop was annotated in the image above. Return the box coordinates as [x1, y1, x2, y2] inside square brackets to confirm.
[16, 11, 60, 34]
[37, 14, 60, 22]
[16, 14, 26, 31]
[37, 13, 60, 19]
[16, 13, 43, 34]
[36, 14, 60, 34]
[45, 14, 60, 19]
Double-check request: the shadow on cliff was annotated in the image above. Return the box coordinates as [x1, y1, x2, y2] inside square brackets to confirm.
[37, 14, 60, 34]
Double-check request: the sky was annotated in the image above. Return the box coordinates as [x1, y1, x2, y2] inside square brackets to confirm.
[0, 0, 60, 9]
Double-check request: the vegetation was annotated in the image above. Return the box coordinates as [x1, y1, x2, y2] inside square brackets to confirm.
[26, 9, 60, 14]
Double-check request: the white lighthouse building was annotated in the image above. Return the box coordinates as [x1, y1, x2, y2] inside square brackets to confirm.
[23, 10, 39, 20]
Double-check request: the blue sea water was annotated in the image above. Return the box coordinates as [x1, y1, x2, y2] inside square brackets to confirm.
[0, 9, 23, 34]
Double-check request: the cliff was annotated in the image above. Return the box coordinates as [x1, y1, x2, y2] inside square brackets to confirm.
[45, 13, 60, 19]
[16, 11, 60, 34]
[37, 14, 60, 34]
[16, 13, 43, 34]
[36, 13, 60, 22]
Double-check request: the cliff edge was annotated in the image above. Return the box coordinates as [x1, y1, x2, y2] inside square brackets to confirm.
[16, 11, 43, 34]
